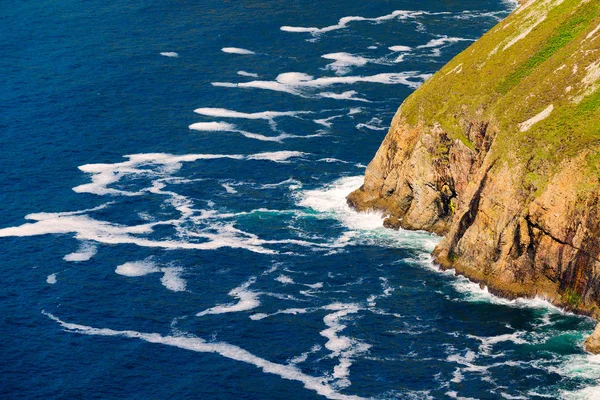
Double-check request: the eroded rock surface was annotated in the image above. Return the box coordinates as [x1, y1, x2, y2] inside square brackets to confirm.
[348, 0, 600, 349]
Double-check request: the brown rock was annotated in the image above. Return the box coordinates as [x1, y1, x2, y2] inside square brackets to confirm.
[585, 324, 600, 354]
[347, 0, 600, 327]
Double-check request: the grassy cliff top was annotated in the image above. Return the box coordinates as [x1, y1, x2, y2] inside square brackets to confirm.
[399, 0, 600, 192]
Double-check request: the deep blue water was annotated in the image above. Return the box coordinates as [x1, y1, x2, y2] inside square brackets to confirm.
[1, 0, 600, 398]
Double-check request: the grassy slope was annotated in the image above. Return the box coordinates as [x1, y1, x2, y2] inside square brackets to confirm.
[398, 0, 600, 196]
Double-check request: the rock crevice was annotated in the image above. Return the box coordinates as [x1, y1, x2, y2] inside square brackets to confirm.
[347, 0, 600, 351]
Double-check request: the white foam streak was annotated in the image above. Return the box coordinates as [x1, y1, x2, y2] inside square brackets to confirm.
[71, 152, 305, 197]
[222, 47, 255, 55]
[188, 121, 238, 131]
[281, 10, 427, 36]
[193, 107, 307, 121]
[319, 91, 370, 102]
[251, 307, 312, 321]
[321, 303, 370, 388]
[417, 36, 472, 49]
[44, 312, 365, 400]
[197, 277, 261, 316]
[314, 115, 342, 128]
[0, 212, 280, 255]
[246, 151, 306, 162]
[356, 117, 387, 131]
[237, 71, 259, 77]
[212, 71, 430, 97]
[189, 117, 317, 142]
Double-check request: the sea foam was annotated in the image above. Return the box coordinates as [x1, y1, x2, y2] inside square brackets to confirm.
[197, 277, 260, 316]
[63, 242, 98, 262]
[212, 71, 431, 98]
[281, 10, 428, 36]
[322, 53, 370, 75]
[44, 312, 366, 400]
[115, 260, 159, 277]
[222, 47, 255, 55]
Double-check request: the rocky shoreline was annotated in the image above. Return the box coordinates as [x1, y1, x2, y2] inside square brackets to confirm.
[348, 0, 600, 351]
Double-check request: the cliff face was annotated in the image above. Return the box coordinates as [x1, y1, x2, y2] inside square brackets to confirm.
[348, 0, 600, 327]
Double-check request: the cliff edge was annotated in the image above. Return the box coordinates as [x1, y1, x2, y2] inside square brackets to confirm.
[347, 0, 600, 350]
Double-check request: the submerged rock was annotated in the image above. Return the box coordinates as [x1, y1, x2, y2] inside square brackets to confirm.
[348, 0, 600, 350]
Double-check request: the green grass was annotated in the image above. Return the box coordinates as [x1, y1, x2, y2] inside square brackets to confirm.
[578, 89, 600, 115]
[394, 0, 600, 193]
[497, 0, 598, 94]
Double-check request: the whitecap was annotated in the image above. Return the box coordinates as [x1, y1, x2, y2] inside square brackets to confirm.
[222, 47, 255, 55]
[389, 45, 412, 52]
[46, 273, 57, 284]
[115, 260, 159, 277]
[160, 267, 186, 292]
[560, 385, 600, 400]
[160, 52, 179, 58]
[63, 242, 98, 262]
[297, 176, 385, 231]
[275, 274, 295, 284]
[367, 277, 394, 307]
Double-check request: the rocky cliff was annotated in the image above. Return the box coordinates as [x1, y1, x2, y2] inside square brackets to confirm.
[348, 0, 600, 349]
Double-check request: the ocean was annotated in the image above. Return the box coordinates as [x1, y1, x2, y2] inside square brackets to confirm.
[1, 0, 599, 398]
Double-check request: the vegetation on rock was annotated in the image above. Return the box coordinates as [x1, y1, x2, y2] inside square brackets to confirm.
[348, 0, 600, 349]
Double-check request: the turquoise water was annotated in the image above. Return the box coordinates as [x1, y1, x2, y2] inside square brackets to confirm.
[1, 0, 599, 398]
